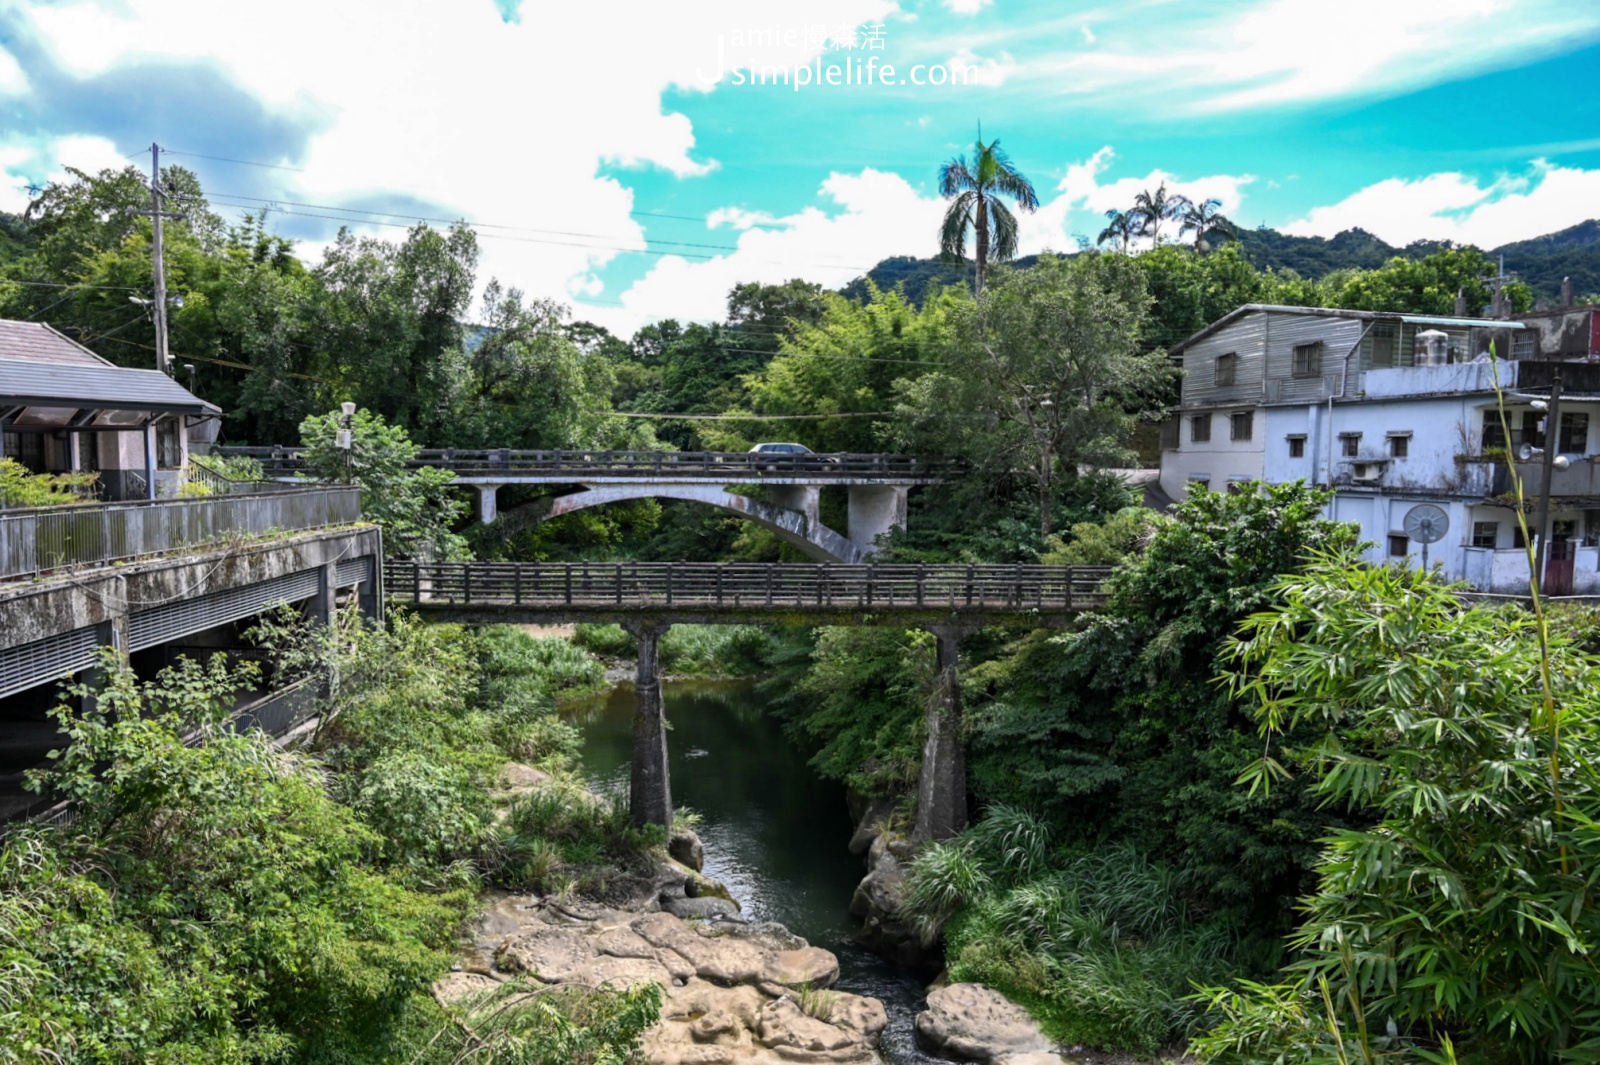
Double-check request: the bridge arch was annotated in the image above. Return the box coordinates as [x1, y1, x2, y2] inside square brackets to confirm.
[538, 484, 865, 563]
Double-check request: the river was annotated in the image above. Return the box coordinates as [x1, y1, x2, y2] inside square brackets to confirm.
[564, 678, 943, 1065]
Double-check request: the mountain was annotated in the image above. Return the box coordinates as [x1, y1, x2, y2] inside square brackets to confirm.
[843, 220, 1600, 305]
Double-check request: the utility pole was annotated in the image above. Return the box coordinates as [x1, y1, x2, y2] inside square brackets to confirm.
[127, 143, 185, 376]
[1533, 373, 1563, 595]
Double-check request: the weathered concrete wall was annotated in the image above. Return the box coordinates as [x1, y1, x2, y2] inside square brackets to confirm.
[767, 485, 820, 525]
[914, 625, 967, 842]
[846, 485, 908, 553]
[626, 621, 672, 828]
[0, 526, 383, 653]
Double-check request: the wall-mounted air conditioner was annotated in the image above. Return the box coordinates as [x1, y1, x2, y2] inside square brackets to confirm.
[1351, 463, 1383, 484]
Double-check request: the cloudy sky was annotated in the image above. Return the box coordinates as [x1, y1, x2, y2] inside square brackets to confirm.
[3, 0, 1600, 332]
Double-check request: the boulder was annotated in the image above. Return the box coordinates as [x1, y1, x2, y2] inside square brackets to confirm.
[755, 997, 876, 1062]
[760, 947, 840, 989]
[848, 854, 905, 918]
[828, 992, 889, 1044]
[670, 829, 706, 871]
[500, 762, 553, 792]
[569, 954, 673, 991]
[595, 926, 659, 960]
[663, 895, 744, 921]
[633, 911, 698, 949]
[432, 971, 502, 1008]
[847, 795, 897, 856]
[672, 932, 768, 984]
[915, 982, 1056, 1063]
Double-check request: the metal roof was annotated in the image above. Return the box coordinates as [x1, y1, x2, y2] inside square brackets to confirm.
[1167, 304, 1526, 357]
[0, 320, 114, 367]
[0, 358, 219, 415]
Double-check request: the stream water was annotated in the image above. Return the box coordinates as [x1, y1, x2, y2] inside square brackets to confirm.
[563, 678, 943, 1065]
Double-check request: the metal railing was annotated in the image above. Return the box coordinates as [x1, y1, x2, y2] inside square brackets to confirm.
[0, 486, 362, 581]
[220, 446, 959, 481]
[385, 561, 1113, 614]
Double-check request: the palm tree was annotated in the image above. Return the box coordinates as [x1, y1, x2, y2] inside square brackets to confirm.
[1131, 183, 1188, 247]
[1097, 209, 1138, 254]
[1179, 197, 1232, 252]
[938, 132, 1039, 295]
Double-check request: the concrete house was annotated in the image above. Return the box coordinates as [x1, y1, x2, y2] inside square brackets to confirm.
[1158, 302, 1600, 594]
[0, 319, 218, 500]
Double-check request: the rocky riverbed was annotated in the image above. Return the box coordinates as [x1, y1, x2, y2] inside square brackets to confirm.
[434, 762, 1096, 1065]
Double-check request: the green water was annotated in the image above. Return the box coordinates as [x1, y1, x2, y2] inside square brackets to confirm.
[564, 679, 941, 1065]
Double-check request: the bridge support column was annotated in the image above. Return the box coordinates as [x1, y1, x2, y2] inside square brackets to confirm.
[625, 621, 672, 829]
[768, 485, 820, 525]
[914, 625, 967, 842]
[476, 485, 501, 525]
[847, 485, 909, 555]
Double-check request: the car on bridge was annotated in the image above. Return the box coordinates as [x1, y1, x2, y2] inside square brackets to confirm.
[748, 442, 841, 469]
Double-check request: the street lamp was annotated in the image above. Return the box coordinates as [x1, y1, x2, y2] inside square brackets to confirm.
[337, 402, 357, 480]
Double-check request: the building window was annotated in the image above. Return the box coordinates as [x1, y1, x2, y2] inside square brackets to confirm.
[1388, 534, 1409, 557]
[1513, 332, 1536, 360]
[1522, 410, 1546, 449]
[1231, 410, 1254, 442]
[1560, 412, 1589, 453]
[1554, 519, 1578, 541]
[1482, 411, 1507, 450]
[1363, 322, 1399, 370]
[1287, 435, 1306, 458]
[1188, 478, 1210, 494]
[1190, 414, 1211, 443]
[1214, 352, 1238, 387]
[1388, 433, 1411, 459]
[1513, 525, 1528, 549]
[1292, 342, 1322, 378]
[1340, 432, 1362, 457]
[1472, 521, 1498, 549]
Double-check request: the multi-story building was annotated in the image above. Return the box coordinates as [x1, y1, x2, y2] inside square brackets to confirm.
[1159, 302, 1600, 594]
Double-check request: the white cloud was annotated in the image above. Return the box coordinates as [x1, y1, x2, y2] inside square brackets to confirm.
[584, 167, 942, 332]
[1016, 145, 1255, 251]
[1282, 161, 1600, 248]
[0, 46, 26, 96]
[973, 0, 1600, 114]
[942, 0, 991, 13]
[707, 207, 779, 230]
[0, 133, 126, 213]
[948, 46, 1016, 87]
[4, 0, 896, 316]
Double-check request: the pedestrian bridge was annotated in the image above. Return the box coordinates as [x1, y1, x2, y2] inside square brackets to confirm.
[386, 560, 1110, 841]
[222, 448, 959, 563]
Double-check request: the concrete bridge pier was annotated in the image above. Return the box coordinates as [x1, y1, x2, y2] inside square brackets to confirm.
[767, 485, 820, 524]
[625, 620, 673, 829]
[914, 624, 968, 842]
[476, 485, 502, 525]
[847, 486, 909, 555]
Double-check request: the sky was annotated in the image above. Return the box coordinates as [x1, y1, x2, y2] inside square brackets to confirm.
[3, 0, 1600, 335]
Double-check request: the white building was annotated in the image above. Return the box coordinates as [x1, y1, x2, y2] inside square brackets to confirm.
[1159, 303, 1600, 594]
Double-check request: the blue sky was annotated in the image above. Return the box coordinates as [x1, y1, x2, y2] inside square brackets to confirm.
[2, 0, 1599, 332]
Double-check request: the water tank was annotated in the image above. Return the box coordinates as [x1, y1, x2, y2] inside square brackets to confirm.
[1415, 329, 1450, 367]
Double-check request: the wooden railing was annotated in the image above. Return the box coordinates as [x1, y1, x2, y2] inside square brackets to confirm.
[220, 447, 958, 481]
[0, 486, 363, 580]
[385, 561, 1113, 615]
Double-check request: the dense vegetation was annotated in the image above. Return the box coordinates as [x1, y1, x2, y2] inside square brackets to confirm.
[0, 615, 662, 1063]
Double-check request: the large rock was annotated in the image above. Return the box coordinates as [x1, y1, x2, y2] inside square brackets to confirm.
[569, 954, 673, 991]
[760, 947, 840, 989]
[828, 992, 889, 1044]
[670, 829, 706, 871]
[672, 932, 768, 984]
[915, 982, 1056, 1063]
[663, 895, 744, 921]
[756, 997, 877, 1063]
[432, 971, 502, 1008]
[496, 926, 596, 982]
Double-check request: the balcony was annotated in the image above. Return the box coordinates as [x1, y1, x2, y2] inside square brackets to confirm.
[0, 486, 362, 581]
[1489, 460, 1600, 500]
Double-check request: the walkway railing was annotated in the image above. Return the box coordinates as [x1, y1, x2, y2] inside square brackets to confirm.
[0, 486, 362, 580]
[220, 447, 958, 481]
[386, 561, 1113, 614]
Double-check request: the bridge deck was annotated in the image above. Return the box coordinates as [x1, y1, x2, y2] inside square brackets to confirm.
[386, 561, 1111, 625]
[223, 448, 957, 485]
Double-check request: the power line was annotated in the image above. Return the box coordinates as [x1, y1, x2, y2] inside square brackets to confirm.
[162, 149, 306, 173]
[609, 410, 894, 420]
[0, 278, 141, 291]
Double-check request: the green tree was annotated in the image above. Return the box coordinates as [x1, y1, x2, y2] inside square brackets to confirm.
[299, 406, 469, 560]
[1324, 246, 1532, 316]
[890, 254, 1165, 538]
[1097, 209, 1138, 254]
[1179, 198, 1231, 252]
[1132, 183, 1188, 247]
[938, 133, 1040, 295]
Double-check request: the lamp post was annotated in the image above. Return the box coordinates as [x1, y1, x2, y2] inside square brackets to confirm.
[338, 402, 356, 482]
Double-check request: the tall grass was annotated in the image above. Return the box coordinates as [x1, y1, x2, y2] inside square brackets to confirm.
[904, 807, 1237, 1055]
[572, 622, 774, 677]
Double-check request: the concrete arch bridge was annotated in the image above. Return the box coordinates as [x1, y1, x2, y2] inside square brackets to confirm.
[224, 448, 958, 563]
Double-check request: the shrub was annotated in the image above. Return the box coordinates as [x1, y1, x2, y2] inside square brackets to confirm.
[0, 457, 96, 506]
[573, 622, 636, 658]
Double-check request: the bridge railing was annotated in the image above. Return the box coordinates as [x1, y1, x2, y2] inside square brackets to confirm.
[220, 447, 958, 480]
[385, 561, 1113, 613]
[0, 486, 363, 581]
